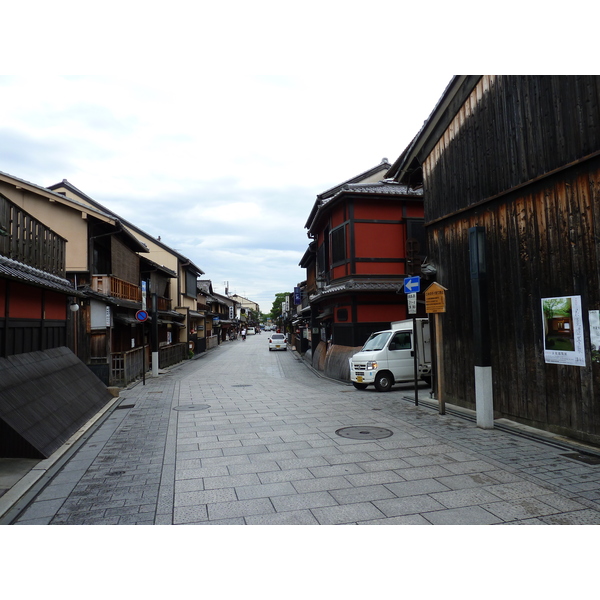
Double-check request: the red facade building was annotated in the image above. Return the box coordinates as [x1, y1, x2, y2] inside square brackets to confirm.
[301, 160, 425, 380]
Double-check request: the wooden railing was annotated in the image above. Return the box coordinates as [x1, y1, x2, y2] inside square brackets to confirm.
[111, 343, 188, 386]
[157, 296, 171, 311]
[92, 275, 142, 302]
[111, 347, 145, 386]
[0, 194, 66, 276]
[159, 343, 187, 369]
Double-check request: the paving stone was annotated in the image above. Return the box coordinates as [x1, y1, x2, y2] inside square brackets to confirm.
[429, 487, 506, 509]
[424, 506, 503, 525]
[384, 479, 451, 497]
[270, 491, 337, 512]
[174, 488, 237, 507]
[10, 337, 600, 527]
[291, 476, 354, 493]
[173, 504, 209, 524]
[258, 468, 314, 484]
[235, 481, 297, 500]
[311, 502, 386, 524]
[329, 484, 397, 504]
[344, 471, 406, 487]
[358, 514, 432, 525]
[538, 509, 600, 525]
[373, 495, 446, 517]
[207, 498, 275, 520]
[245, 510, 320, 525]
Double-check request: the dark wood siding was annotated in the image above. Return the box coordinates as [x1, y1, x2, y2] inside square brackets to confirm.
[425, 76, 600, 223]
[429, 159, 600, 442]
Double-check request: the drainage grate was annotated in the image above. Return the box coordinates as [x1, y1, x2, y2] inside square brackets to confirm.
[561, 452, 600, 465]
[115, 404, 135, 410]
[232, 384, 252, 387]
[335, 426, 393, 440]
[173, 404, 211, 412]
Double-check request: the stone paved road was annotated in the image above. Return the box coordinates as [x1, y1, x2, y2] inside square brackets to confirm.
[12, 333, 600, 524]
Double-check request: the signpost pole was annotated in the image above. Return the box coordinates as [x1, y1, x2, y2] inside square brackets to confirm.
[424, 282, 447, 415]
[152, 293, 159, 377]
[405, 276, 420, 408]
[413, 315, 418, 406]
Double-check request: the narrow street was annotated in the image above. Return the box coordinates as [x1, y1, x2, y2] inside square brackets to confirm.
[8, 332, 600, 525]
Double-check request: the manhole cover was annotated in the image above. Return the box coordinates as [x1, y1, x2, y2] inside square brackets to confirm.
[173, 404, 211, 411]
[561, 452, 600, 465]
[335, 426, 393, 440]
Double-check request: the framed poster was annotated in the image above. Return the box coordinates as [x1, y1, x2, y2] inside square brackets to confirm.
[590, 310, 600, 364]
[541, 295, 585, 366]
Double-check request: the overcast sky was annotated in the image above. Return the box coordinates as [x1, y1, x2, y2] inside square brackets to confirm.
[1, 3, 590, 315]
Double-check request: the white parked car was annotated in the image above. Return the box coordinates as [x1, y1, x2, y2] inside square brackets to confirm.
[246, 327, 256, 335]
[268, 333, 286, 351]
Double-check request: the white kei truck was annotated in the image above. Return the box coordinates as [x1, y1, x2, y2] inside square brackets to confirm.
[349, 318, 432, 391]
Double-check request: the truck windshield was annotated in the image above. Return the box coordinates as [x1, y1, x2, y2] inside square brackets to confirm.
[361, 332, 392, 351]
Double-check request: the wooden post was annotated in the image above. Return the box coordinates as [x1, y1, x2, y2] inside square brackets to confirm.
[435, 313, 444, 414]
[425, 282, 447, 415]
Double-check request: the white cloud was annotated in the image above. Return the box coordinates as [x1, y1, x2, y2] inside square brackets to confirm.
[0, 6, 470, 312]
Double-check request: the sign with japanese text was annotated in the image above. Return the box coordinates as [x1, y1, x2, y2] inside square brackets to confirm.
[425, 282, 447, 313]
[407, 292, 417, 315]
[542, 295, 585, 366]
[590, 310, 600, 364]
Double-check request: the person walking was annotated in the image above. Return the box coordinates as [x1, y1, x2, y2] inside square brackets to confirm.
[241, 327, 246, 341]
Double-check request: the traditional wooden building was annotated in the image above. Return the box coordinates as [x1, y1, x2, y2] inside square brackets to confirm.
[302, 159, 425, 379]
[0, 194, 113, 459]
[48, 179, 204, 380]
[387, 75, 600, 444]
[0, 193, 78, 357]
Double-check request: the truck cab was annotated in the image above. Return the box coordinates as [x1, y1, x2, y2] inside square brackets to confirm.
[349, 318, 431, 392]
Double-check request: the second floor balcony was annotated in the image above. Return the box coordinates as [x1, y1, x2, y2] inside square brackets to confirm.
[92, 274, 141, 303]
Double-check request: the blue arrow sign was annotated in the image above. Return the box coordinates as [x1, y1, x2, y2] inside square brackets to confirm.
[404, 276, 421, 294]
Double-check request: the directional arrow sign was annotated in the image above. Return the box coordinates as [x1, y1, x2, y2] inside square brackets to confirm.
[404, 276, 421, 294]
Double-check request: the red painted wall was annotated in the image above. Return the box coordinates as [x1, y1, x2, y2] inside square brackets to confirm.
[45, 292, 67, 320]
[1, 282, 67, 320]
[10, 283, 42, 318]
[357, 303, 406, 323]
[354, 223, 403, 258]
[355, 262, 403, 276]
[354, 201, 403, 220]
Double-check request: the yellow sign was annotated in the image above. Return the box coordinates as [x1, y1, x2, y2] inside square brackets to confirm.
[425, 282, 447, 313]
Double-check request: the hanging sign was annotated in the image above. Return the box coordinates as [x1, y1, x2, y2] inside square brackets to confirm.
[407, 292, 417, 315]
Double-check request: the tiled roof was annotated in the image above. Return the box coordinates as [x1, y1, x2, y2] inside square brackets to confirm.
[0, 255, 77, 295]
[322, 181, 422, 205]
[309, 279, 404, 301]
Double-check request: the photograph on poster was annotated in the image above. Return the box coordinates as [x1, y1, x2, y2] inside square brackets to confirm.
[541, 295, 585, 366]
[590, 310, 600, 364]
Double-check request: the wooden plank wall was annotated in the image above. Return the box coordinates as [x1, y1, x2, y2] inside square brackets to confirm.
[429, 162, 600, 442]
[425, 76, 600, 222]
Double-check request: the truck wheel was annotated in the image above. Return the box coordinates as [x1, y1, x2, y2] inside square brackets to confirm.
[352, 382, 369, 390]
[375, 372, 393, 392]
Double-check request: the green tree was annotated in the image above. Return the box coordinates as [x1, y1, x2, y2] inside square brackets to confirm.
[270, 292, 290, 320]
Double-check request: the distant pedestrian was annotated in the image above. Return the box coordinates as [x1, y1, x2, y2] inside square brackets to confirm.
[241, 327, 246, 341]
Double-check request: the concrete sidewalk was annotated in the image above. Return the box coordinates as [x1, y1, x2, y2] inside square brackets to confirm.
[4, 335, 600, 524]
